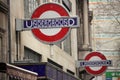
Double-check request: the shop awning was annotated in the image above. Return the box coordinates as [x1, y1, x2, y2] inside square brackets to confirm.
[0, 63, 38, 80]
[14, 62, 79, 80]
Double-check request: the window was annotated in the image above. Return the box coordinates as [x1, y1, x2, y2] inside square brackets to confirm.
[56, 32, 71, 55]
[63, 33, 71, 55]
[51, 0, 60, 2]
[62, 0, 72, 12]
[67, 69, 75, 75]
[24, 47, 41, 63]
[43, 0, 48, 3]
[0, 0, 8, 5]
[48, 59, 63, 69]
[24, 0, 39, 18]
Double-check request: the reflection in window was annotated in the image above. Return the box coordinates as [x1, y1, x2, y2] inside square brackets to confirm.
[24, 0, 39, 18]
[55, 32, 71, 55]
[51, 0, 60, 2]
[63, 33, 71, 55]
[43, 0, 48, 3]
[24, 47, 41, 63]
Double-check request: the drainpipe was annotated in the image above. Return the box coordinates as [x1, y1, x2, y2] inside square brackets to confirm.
[8, 0, 11, 63]
[83, 0, 89, 49]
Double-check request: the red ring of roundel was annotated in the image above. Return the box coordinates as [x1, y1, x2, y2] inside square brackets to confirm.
[31, 3, 70, 43]
[85, 52, 107, 75]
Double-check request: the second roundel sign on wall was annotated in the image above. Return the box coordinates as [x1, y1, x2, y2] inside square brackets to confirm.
[85, 52, 108, 76]
[31, 3, 70, 44]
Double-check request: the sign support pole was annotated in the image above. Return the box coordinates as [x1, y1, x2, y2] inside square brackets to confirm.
[50, 44, 54, 57]
[16, 31, 21, 61]
[95, 76, 97, 80]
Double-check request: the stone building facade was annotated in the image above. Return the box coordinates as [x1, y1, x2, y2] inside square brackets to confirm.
[0, 0, 91, 80]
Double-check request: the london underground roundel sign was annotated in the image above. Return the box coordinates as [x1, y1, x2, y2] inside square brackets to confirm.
[31, 3, 70, 44]
[85, 52, 107, 76]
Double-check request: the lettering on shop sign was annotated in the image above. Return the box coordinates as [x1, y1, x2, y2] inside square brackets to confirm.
[16, 16, 79, 31]
[24, 17, 79, 29]
[79, 60, 112, 67]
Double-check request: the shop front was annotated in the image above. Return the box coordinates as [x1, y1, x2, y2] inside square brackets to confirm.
[14, 62, 79, 80]
[0, 63, 38, 80]
[106, 69, 120, 80]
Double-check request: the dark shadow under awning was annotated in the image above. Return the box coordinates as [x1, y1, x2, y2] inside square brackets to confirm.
[0, 62, 38, 80]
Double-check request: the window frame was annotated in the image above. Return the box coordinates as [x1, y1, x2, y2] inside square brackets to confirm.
[24, 46, 42, 63]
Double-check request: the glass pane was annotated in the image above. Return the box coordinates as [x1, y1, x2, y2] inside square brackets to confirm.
[0, 0, 8, 5]
[24, 47, 41, 62]
[24, 0, 39, 18]
[63, 33, 71, 55]
[43, 0, 48, 3]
